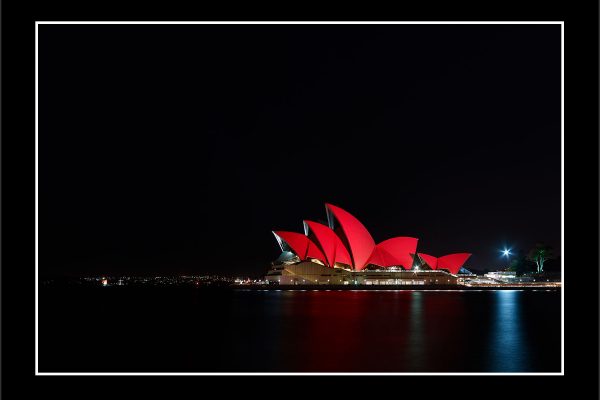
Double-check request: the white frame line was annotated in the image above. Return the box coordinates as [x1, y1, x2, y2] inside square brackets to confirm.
[34, 20, 565, 376]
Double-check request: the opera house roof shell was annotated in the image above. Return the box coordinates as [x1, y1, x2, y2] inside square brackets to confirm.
[273, 203, 471, 274]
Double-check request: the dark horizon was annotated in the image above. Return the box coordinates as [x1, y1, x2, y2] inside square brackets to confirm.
[38, 23, 561, 277]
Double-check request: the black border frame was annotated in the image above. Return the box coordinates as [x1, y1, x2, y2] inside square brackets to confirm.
[2, 0, 598, 397]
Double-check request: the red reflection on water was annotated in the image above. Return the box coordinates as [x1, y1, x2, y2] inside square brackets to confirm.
[282, 291, 418, 372]
[415, 292, 468, 371]
[275, 291, 468, 372]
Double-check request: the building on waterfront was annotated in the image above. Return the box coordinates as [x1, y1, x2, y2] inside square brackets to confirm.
[484, 270, 517, 282]
[266, 204, 471, 285]
[484, 270, 540, 283]
[265, 261, 459, 285]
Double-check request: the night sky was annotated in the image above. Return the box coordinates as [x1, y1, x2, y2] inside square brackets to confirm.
[38, 24, 561, 277]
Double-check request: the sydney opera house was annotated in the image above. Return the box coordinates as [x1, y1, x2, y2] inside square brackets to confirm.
[265, 203, 472, 286]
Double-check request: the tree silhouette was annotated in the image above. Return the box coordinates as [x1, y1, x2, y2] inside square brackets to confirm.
[526, 243, 556, 273]
[507, 249, 534, 275]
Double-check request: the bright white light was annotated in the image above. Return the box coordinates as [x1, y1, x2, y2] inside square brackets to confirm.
[502, 248, 512, 257]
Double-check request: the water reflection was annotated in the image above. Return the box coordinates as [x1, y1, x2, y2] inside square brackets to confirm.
[228, 290, 550, 372]
[405, 292, 425, 370]
[486, 290, 531, 372]
[278, 291, 382, 371]
[268, 291, 473, 372]
[418, 291, 467, 371]
[41, 287, 560, 372]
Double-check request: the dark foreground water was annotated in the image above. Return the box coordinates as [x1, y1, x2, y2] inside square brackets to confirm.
[39, 286, 561, 372]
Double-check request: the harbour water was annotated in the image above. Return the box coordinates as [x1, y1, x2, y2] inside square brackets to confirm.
[39, 286, 561, 373]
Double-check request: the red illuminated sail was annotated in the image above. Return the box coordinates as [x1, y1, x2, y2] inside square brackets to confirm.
[437, 253, 471, 274]
[371, 237, 419, 269]
[417, 253, 438, 269]
[325, 203, 375, 271]
[272, 231, 326, 264]
[272, 205, 471, 274]
[417, 252, 471, 274]
[303, 220, 352, 267]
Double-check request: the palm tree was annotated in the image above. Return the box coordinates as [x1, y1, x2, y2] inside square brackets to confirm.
[526, 243, 555, 273]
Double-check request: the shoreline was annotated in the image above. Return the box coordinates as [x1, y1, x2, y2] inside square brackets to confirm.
[233, 284, 561, 291]
[39, 283, 561, 291]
